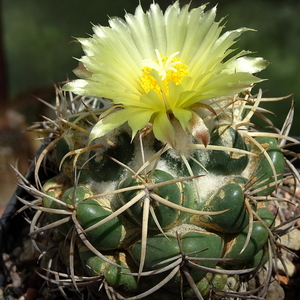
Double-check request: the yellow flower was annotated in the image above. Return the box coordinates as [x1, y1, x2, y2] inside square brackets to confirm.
[63, 1, 268, 147]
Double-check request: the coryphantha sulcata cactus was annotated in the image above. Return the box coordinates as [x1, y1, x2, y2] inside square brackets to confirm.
[14, 1, 299, 300]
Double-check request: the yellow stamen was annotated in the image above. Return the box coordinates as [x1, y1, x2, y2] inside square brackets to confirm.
[141, 50, 189, 95]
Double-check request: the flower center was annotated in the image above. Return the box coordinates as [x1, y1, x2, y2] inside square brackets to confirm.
[141, 49, 189, 95]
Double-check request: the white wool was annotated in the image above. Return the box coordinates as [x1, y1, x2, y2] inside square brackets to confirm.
[129, 133, 158, 174]
[90, 179, 119, 202]
[167, 223, 207, 235]
[172, 123, 195, 156]
[194, 174, 230, 202]
[156, 159, 178, 178]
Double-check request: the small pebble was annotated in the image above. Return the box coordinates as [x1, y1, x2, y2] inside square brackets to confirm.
[277, 257, 296, 277]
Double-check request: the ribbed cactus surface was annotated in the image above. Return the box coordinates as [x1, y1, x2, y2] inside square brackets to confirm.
[21, 90, 291, 300]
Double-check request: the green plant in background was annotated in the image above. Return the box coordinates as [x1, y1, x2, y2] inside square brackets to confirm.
[17, 2, 298, 299]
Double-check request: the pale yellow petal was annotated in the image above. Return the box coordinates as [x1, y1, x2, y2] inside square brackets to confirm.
[172, 107, 192, 131]
[165, 2, 190, 54]
[89, 109, 132, 144]
[152, 112, 175, 146]
[63, 1, 268, 148]
[128, 109, 154, 138]
[223, 56, 269, 74]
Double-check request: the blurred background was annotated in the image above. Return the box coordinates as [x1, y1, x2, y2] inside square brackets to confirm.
[0, 0, 299, 207]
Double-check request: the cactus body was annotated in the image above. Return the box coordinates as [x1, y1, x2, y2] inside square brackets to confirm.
[25, 95, 290, 300]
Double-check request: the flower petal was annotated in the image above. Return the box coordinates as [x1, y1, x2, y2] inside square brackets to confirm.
[152, 112, 175, 147]
[165, 2, 191, 54]
[223, 56, 269, 74]
[187, 112, 210, 146]
[127, 108, 155, 138]
[63, 1, 268, 149]
[124, 5, 155, 58]
[194, 72, 264, 101]
[172, 107, 192, 131]
[73, 62, 93, 79]
[89, 109, 132, 144]
[180, 5, 219, 64]
[147, 3, 167, 54]
[140, 89, 164, 110]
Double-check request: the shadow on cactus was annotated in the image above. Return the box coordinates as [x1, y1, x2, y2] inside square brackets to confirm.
[14, 1, 300, 300]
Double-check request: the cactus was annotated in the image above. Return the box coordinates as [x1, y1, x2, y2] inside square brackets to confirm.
[16, 2, 299, 300]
